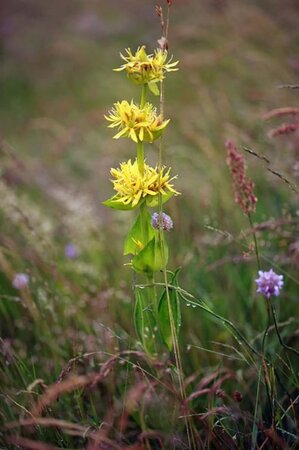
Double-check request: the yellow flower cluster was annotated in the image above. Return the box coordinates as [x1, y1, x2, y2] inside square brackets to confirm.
[110, 159, 179, 207]
[114, 46, 178, 94]
[105, 100, 170, 143]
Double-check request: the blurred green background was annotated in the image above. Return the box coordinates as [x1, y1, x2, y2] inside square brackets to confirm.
[0, 0, 298, 445]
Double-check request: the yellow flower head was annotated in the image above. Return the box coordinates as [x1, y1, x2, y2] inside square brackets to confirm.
[110, 159, 179, 208]
[105, 100, 170, 143]
[114, 46, 178, 94]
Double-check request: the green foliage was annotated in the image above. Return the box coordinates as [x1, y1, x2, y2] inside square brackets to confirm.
[124, 210, 155, 255]
[145, 190, 175, 207]
[148, 81, 160, 96]
[1, 1, 299, 448]
[102, 195, 139, 210]
[158, 269, 182, 351]
[134, 287, 157, 355]
[132, 235, 168, 273]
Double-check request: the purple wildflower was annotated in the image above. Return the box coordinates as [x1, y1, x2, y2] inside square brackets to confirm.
[64, 244, 78, 259]
[255, 269, 284, 299]
[12, 273, 29, 290]
[151, 212, 173, 231]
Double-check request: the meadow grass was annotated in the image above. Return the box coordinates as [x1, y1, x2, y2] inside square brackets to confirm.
[0, 1, 298, 448]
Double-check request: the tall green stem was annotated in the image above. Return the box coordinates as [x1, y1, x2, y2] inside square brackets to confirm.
[135, 87, 146, 248]
[137, 84, 147, 175]
[156, 41, 197, 450]
[247, 212, 275, 433]
[139, 201, 148, 245]
[137, 140, 145, 176]
[270, 301, 299, 357]
[248, 212, 261, 271]
[140, 84, 147, 109]
[137, 85, 158, 341]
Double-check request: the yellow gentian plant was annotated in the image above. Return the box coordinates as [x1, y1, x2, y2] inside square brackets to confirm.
[103, 43, 180, 355]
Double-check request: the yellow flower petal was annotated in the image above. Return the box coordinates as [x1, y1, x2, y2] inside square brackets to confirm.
[105, 101, 170, 143]
[109, 158, 179, 208]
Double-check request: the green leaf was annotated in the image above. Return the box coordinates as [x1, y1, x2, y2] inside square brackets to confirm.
[124, 211, 155, 256]
[148, 81, 160, 96]
[146, 190, 174, 208]
[134, 288, 157, 355]
[132, 236, 168, 273]
[158, 269, 182, 351]
[102, 195, 139, 211]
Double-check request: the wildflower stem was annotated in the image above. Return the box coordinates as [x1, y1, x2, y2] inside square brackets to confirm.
[248, 212, 275, 432]
[137, 83, 147, 175]
[140, 84, 147, 109]
[251, 365, 262, 450]
[269, 300, 299, 357]
[161, 262, 197, 449]
[148, 272, 158, 317]
[136, 81, 147, 175]
[248, 210, 274, 427]
[139, 201, 148, 244]
[261, 300, 271, 355]
[261, 299, 274, 423]
[137, 80, 159, 332]
[248, 212, 261, 270]
[137, 140, 145, 175]
[156, 16, 197, 447]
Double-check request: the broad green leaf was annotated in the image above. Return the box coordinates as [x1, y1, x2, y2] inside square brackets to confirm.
[146, 190, 174, 208]
[148, 81, 160, 96]
[134, 288, 157, 355]
[124, 211, 155, 256]
[132, 236, 168, 273]
[102, 195, 141, 211]
[158, 269, 182, 351]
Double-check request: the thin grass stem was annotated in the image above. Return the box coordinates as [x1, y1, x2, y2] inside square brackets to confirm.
[247, 212, 261, 270]
[155, 6, 197, 447]
[248, 211, 275, 432]
[140, 84, 147, 109]
[270, 301, 299, 357]
[251, 365, 262, 450]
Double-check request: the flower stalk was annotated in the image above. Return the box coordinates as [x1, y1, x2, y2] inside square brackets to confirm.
[140, 84, 147, 109]
[137, 140, 145, 176]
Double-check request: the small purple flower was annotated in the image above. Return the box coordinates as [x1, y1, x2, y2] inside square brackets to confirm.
[12, 273, 29, 290]
[151, 212, 173, 231]
[255, 269, 284, 299]
[64, 244, 78, 259]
